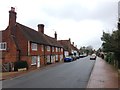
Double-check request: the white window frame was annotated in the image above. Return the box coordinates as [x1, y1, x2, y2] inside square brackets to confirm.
[47, 55, 50, 63]
[56, 47, 58, 52]
[31, 56, 37, 65]
[0, 42, 7, 50]
[31, 43, 37, 51]
[56, 55, 58, 61]
[59, 48, 60, 52]
[47, 46, 50, 51]
[60, 55, 63, 61]
[61, 48, 63, 52]
[52, 47, 54, 52]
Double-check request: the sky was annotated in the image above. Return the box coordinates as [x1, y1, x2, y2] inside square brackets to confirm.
[0, 0, 119, 50]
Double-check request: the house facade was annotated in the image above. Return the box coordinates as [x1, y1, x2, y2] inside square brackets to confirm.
[58, 39, 79, 58]
[58, 38, 72, 57]
[0, 7, 63, 71]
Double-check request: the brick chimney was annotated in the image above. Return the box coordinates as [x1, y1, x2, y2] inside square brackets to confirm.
[76, 45, 77, 48]
[54, 31, 57, 40]
[72, 42, 74, 46]
[9, 7, 17, 27]
[69, 38, 71, 42]
[38, 24, 44, 34]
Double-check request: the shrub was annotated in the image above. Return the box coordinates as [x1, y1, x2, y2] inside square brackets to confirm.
[14, 61, 28, 71]
[105, 52, 115, 64]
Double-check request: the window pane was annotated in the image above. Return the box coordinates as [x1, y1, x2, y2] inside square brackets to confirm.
[52, 47, 54, 52]
[31, 56, 37, 65]
[47, 46, 50, 51]
[56, 55, 58, 61]
[56, 47, 58, 52]
[0, 42, 6, 50]
[47, 55, 50, 63]
[31, 43, 37, 51]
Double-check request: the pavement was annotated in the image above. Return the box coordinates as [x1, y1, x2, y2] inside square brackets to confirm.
[87, 57, 119, 88]
[1, 57, 119, 88]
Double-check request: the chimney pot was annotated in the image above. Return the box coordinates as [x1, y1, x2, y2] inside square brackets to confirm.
[72, 42, 74, 46]
[11, 7, 15, 12]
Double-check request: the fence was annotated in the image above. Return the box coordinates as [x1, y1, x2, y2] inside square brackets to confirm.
[2, 62, 14, 72]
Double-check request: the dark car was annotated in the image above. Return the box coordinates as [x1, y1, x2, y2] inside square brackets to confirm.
[64, 56, 73, 62]
[79, 55, 85, 58]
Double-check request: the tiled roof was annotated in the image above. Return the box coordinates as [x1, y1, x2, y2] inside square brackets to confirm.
[43, 34, 62, 47]
[17, 23, 48, 45]
[58, 40, 71, 52]
[16, 23, 62, 47]
[58, 40, 79, 52]
[70, 44, 79, 52]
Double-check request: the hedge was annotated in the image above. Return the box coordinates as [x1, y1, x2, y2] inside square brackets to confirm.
[14, 61, 28, 71]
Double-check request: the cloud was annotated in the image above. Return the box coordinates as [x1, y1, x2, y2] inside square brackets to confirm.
[0, 0, 119, 49]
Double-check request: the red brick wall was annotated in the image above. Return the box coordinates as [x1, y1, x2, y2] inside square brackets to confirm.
[2, 28, 18, 63]
[29, 43, 46, 67]
[1, 26, 29, 64]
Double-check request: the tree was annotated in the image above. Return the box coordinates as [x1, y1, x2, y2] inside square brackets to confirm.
[79, 46, 94, 55]
[101, 30, 120, 68]
[86, 45, 93, 55]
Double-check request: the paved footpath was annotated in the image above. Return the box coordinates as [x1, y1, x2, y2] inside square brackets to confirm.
[87, 57, 119, 88]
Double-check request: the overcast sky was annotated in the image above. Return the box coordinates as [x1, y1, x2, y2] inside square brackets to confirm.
[0, 0, 119, 50]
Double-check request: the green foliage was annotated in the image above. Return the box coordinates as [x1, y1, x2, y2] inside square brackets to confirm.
[101, 29, 120, 68]
[14, 61, 28, 71]
[80, 46, 94, 55]
[105, 52, 115, 64]
[101, 30, 120, 56]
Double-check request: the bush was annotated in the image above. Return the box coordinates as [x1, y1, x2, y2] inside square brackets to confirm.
[105, 52, 115, 64]
[14, 61, 28, 71]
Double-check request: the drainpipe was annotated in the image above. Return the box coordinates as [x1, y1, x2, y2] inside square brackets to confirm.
[50, 46, 52, 63]
[17, 49, 21, 61]
[44, 45, 46, 65]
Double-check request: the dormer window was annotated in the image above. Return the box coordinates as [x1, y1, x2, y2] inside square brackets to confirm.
[0, 42, 7, 50]
[31, 43, 37, 51]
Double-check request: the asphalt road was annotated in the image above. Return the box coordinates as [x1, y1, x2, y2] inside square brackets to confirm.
[3, 56, 95, 88]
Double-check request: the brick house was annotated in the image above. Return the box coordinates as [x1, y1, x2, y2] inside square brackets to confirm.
[70, 43, 80, 57]
[0, 7, 63, 71]
[58, 38, 72, 57]
[58, 39, 79, 58]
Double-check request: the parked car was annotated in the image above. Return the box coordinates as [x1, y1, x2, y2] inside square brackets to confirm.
[76, 55, 80, 59]
[72, 55, 77, 60]
[90, 54, 96, 60]
[79, 55, 85, 58]
[64, 56, 73, 62]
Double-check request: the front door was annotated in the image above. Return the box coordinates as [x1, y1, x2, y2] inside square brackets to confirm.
[37, 56, 40, 68]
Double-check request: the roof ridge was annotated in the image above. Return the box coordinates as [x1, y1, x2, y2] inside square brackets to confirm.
[16, 22, 38, 33]
[16, 23, 62, 47]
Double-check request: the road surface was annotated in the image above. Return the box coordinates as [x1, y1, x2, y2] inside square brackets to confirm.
[3, 56, 95, 88]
